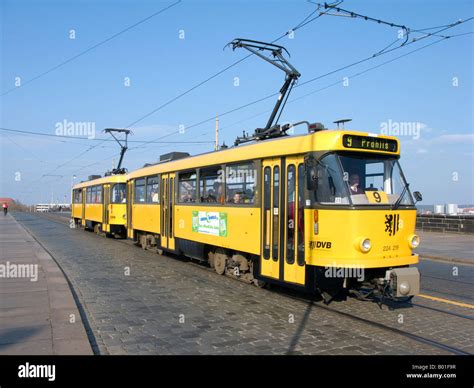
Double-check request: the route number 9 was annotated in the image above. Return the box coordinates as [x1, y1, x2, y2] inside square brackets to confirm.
[366, 190, 388, 204]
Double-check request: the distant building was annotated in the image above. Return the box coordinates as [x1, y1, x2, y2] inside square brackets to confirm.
[35, 204, 49, 212]
[35, 203, 70, 212]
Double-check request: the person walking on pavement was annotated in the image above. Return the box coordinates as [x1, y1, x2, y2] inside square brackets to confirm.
[3, 202, 8, 216]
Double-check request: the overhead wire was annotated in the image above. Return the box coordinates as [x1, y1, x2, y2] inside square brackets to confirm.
[125, 4, 335, 129]
[132, 15, 473, 150]
[13, 4, 473, 181]
[1, 0, 182, 97]
[190, 33, 470, 142]
[49, 4, 336, 175]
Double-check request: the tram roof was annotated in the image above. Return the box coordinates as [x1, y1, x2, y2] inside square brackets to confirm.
[127, 130, 400, 179]
[73, 174, 127, 189]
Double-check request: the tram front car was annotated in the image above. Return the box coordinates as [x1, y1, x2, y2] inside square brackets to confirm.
[305, 131, 421, 301]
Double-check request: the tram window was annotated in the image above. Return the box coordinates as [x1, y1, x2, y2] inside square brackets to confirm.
[178, 171, 197, 203]
[91, 186, 97, 204]
[314, 154, 350, 204]
[169, 177, 174, 237]
[364, 161, 384, 191]
[225, 162, 257, 204]
[112, 183, 127, 203]
[86, 187, 92, 203]
[338, 155, 414, 206]
[297, 164, 305, 266]
[390, 162, 412, 205]
[199, 167, 224, 203]
[339, 156, 385, 194]
[96, 186, 103, 203]
[272, 166, 279, 261]
[146, 176, 160, 203]
[134, 178, 146, 203]
[286, 165, 296, 264]
[263, 166, 271, 260]
[73, 189, 82, 203]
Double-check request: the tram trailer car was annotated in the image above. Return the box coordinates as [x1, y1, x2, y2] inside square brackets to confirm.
[124, 129, 421, 300]
[72, 174, 127, 238]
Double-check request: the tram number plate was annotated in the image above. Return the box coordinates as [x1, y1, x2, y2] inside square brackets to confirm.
[383, 244, 399, 252]
[365, 190, 388, 204]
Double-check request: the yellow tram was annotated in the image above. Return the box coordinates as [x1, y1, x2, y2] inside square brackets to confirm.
[72, 174, 127, 237]
[71, 40, 422, 301]
[124, 128, 421, 300]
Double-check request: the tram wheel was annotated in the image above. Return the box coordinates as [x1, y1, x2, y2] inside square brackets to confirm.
[207, 251, 215, 269]
[140, 234, 147, 250]
[213, 250, 227, 275]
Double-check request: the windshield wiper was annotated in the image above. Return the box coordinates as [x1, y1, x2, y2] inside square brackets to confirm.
[393, 183, 409, 210]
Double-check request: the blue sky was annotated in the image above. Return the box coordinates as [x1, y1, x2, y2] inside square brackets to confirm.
[1, 0, 473, 205]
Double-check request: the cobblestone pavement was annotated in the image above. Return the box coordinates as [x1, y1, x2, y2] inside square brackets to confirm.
[10, 212, 474, 355]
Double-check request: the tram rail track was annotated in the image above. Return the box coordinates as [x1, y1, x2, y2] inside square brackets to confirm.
[178, 260, 473, 355]
[411, 302, 474, 321]
[422, 274, 474, 286]
[277, 291, 471, 356]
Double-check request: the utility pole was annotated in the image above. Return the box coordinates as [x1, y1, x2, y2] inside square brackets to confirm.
[70, 175, 76, 203]
[215, 114, 219, 151]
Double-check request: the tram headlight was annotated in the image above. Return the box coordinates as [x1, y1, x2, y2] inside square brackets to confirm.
[358, 238, 372, 253]
[408, 234, 420, 249]
[399, 281, 411, 296]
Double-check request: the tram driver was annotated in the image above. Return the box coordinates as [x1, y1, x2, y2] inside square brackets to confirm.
[349, 173, 364, 195]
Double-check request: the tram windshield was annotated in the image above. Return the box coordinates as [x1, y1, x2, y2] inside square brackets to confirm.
[310, 153, 414, 206]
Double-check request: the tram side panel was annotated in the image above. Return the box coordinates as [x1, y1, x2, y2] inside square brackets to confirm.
[174, 205, 261, 255]
[131, 203, 161, 235]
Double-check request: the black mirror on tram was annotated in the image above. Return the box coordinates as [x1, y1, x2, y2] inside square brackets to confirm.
[305, 157, 318, 191]
[413, 191, 423, 203]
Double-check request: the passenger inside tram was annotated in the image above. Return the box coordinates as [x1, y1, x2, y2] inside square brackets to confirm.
[232, 192, 242, 204]
[180, 190, 195, 202]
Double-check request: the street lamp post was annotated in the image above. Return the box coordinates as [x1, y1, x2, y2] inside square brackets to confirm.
[70, 175, 77, 203]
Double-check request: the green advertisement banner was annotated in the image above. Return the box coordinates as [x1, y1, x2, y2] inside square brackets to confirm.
[192, 211, 227, 237]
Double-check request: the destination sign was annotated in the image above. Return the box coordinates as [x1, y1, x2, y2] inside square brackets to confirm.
[342, 135, 398, 152]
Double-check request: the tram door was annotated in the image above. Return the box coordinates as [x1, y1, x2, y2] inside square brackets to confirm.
[103, 184, 110, 231]
[261, 157, 306, 286]
[81, 188, 86, 227]
[127, 181, 133, 238]
[160, 173, 176, 250]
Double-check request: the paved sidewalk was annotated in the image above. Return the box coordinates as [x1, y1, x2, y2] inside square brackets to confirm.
[416, 231, 474, 265]
[0, 213, 92, 355]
